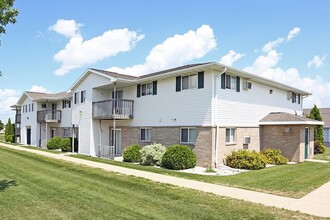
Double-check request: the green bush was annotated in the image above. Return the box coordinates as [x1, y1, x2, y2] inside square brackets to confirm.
[314, 140, 326, 154]
[47, 136, 62, 150]
[5, 134, 14, 143]
[140, 143, 166, 166]
[60, 138, 72, 152]
[161, 144, 197, 170]
[260, 148, 288, 165]
[226, 150, 267, 170]
[123, 144, 142, 162]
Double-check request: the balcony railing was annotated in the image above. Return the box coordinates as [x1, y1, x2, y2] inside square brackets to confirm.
[15, 114, 21, 124]
[37, 110, 62, 123]
[92, 99, 134, 119]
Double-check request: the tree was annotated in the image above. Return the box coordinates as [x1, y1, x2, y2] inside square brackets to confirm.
[0, 0, 19, 35]
[307, 105, 324, 144]
[0, 120, 3, 131]
[5, 118, 14, 142]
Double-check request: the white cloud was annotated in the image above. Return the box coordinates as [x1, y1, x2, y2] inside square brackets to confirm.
[220, 50, 244, 66]
[307, 55, 326, 69]
[29, 85, 49, 93]
[262, 38, 284, 53]
[287, 27, 300, 41]
[0, 89, 20, 123]
[244, 28, 330, 108]
[109, 25, 216, 76]
[49, 19, 82, 38]
[50, 19, 145, 76]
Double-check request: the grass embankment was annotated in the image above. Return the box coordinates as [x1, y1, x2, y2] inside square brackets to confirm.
[0, 146, 321, 219]
[72, 154, 330, 198]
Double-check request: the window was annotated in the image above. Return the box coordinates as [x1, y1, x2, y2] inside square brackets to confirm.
[141, 83, 153, 96]
[140, 128, 151, 141]
[226, 128, 236, 144]
[31, 103, 34, 112]
[63, 128, 70, 137]
[182, 74, 197, 90]
[62, 100, 71, 109]
[324, 128, 330, 142]
[28, 104, 31, 112]
[292, 92, 300, 104]
[41, 103, 46, 109]
[74, 92, 79, 104]
[180, 128, 196, 144]
[225, 75, 237, 90]
[81, 90, 86, 103]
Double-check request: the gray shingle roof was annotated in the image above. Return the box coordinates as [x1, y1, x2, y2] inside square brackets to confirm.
[259, 112, 323, 125]
[26, 91, 71, 101]
[89, 68, 138, 80]
[303, 108, 330, 127]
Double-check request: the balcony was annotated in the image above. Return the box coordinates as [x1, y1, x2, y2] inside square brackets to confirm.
[37, 110, 62, 123]
[92, 99, 134, 120]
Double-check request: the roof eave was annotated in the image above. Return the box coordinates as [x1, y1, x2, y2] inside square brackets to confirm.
[259, 121, 324, 125]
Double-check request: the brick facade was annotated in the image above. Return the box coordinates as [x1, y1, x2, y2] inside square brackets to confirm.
[260, 125, 314, 162]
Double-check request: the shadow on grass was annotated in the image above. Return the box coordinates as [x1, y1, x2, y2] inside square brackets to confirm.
[0, 180, 17, 191]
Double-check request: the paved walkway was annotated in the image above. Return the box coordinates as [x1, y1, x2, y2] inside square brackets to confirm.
[2, 143, 330, 218]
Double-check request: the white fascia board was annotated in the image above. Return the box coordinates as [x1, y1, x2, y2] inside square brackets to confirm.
[259, 121, 324, 125]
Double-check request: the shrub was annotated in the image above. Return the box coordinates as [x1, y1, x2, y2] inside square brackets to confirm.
[260, 148, 288, 165]
[161, 144, 197, 170]
[123, 144, 142, 162]
[5, 134, 14, 143]
[47, 136, 62, 150]
[140, 143, 166, 166]
[314, 140, 326, 154]
[60, 138, 72, 152]
[226, 150, 267, 170]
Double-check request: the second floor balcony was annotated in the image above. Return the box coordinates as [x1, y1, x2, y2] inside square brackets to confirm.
[37, 110, 62, 123]
[92, 99, 134, 120]
[15, 113, 21, 124]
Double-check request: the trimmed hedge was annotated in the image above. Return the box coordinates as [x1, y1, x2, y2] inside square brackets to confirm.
[140, 143, 166, 166]
[123, 144, 142, 162]
[162, 144, 197, 170]
[226, 150, 267, 170]
[47, 136, 62, 150]
[314, 140, 326, 154]
[60, 138, 72, 152]
[260, 148, 288, 165]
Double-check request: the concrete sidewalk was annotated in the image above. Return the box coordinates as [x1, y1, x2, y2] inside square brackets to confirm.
[2, 143, 330, 218]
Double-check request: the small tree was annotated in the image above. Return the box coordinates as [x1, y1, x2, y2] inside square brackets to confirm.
[0, 120, 4, 131]
[5, 118, 14, 142]
[307, 105, 324, 144]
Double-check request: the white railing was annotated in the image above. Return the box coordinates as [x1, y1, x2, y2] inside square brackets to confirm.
[98, 145, 115, 159]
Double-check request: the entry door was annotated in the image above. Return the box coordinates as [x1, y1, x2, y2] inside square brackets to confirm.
[26, 128, 31, 145]
[305, 127, 309, 159]
[111, 129, 122, 155]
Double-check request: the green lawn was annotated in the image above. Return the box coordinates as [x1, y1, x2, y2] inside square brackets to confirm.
[0, 146, 322, 220]
[0, 133, 4, 142]
[314, 148, 330, 161]
[72, 154, 330, 198]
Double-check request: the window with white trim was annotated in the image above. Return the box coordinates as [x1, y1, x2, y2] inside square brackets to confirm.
[81, 90, 86, 103]
[41, 103, 47, 109]
[226, 128, 236, 144]
[225, 75, 237, 90]
[141, 83, 153, 96]
[63, 128, 70, 137]
[62, 100, 71, 109]
[182, 74, 197, 90]
[180, 128, 196, 144]
[140, 128, 151, 141]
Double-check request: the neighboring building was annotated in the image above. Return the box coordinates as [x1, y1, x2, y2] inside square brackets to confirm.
[12, 62, 322, 166]
[12, 91, 76, 147]
[303, 108, 330, 148]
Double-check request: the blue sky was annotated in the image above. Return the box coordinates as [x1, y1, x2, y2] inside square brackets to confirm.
[0, 0, 329, 122]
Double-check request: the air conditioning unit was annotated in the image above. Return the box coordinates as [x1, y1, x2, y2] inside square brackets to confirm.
[243, 82, 252, 90]
[287, 92, 293, 100]
[243, 136, 251, 144]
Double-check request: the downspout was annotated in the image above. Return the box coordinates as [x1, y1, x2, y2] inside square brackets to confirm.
[214, 67, 227, 167]
[99, 119, 102, 156]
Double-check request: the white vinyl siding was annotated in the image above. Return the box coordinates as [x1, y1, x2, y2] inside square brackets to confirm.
[180, 128, 196, 144]
[226, 128, 236, 144]
[140, 128, 151, 141]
